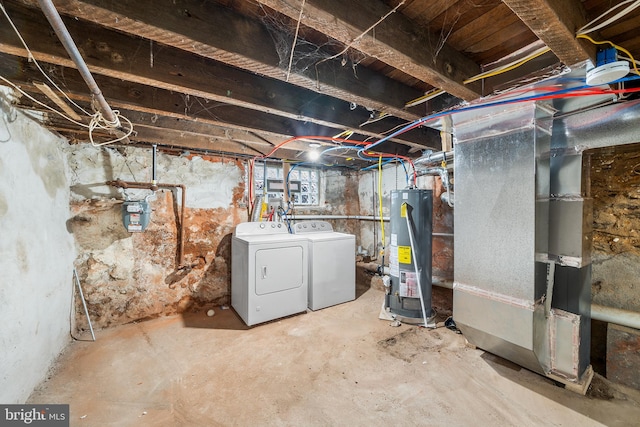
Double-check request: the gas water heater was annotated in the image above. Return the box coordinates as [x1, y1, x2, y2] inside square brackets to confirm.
[387, 189, 434, 325]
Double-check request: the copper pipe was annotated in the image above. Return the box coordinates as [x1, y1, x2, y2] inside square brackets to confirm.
[107, 180, 186, 267]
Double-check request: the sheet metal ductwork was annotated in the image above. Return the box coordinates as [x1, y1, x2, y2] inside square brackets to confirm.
[452, 101, 593, 388]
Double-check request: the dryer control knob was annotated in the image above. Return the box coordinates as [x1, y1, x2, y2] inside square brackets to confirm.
[259, 223, 265, 229]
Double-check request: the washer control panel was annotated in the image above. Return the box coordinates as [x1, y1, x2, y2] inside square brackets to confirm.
[292, 221, 333, 234]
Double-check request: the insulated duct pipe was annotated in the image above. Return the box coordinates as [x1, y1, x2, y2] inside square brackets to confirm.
[108, 180, 186, 267]
[591, 304, 640, 330]
[414, 151, 453, 167]
[416, 167, 454, 208]
[37, 0, 128, 141]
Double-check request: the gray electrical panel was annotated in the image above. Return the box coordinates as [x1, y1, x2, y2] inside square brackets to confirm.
[122, 201, 151, 232]
[388, 189, 434, 324]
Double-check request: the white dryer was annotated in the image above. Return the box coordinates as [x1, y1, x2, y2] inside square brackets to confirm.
[232, 222, 308, 326]
[292, 221, 355, 310]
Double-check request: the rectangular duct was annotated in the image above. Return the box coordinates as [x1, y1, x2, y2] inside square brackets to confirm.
[452, 101, 592, 388]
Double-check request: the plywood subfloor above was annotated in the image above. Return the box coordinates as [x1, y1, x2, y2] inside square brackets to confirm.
[29, 288, 640, 426]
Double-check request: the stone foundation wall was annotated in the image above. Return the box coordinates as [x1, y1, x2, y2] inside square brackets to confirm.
[590, 145, 640, 388]
[67, 145, 246, 330]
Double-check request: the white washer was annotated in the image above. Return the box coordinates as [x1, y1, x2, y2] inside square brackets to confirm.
[292, 221, 355, 310]
[232, 222, 308, 326]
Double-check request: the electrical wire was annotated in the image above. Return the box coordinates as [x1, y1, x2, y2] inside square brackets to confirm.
[576, 34, 640, 76]
[377, 155, 385, 258]
[88, 110, 134, 146]
[577, 0, 640, 36]
[0, 74, 90, 128]
[257, 136, 364, 159]
[357, 149, 416, 185]
[0, 3, 92, 117]
[463, 46, 552, 84]
[361, 158, 409, 186]
[250, 82, 640, 204]
[619, 55, 640, 69]
[360, 83, 639, 156]
[404, 89, 445, 108]
[0, 3, 134, 147]
[2, 72, 135, 146]
[361, 158, 394, 170]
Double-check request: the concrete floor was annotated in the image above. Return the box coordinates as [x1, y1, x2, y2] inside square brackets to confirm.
[29, 286, 640, 426]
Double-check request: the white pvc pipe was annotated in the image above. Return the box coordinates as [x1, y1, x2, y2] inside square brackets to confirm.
[591, 304, 640, 330]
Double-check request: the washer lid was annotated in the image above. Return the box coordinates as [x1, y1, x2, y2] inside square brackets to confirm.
[302, 232, 355, 242]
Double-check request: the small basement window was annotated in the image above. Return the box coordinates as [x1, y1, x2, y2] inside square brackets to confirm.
[254, 162, 320, 206]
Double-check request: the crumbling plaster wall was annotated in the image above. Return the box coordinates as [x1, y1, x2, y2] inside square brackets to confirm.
[290, 168, 361, 238]
[66, 145, 246, 330]
[357, 165, 402, 259]
[0, 96, 75, 403]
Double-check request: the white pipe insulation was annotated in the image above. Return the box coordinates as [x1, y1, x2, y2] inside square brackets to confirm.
[591, 304, 640, 330]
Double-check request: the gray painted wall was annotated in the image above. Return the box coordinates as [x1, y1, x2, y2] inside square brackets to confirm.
[0, 93, 75, 403]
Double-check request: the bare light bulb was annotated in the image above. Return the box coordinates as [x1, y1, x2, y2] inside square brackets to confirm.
[308, 150, 320, 161]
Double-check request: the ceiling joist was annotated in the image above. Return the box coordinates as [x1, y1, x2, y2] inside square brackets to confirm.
[255, 0, 483, 101]
[15, 0, 429, 119]
[502, 0, 595, 66]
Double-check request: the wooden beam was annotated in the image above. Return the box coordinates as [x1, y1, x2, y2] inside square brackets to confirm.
[22, 96, 304, 158]
[13, 0, 426, 120]
[255, 0, 483, 100]
[2, 56, 434, 160]
[38, 106, 364, 166]
[0, 51, 436, 152]
[1, 3, 406, 132]
[501, 0, 595, 66]
[0, 4, 437, 149]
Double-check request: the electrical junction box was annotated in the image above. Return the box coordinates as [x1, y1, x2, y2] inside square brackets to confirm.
[586, 47, 630, 86]
[122, 201, 151, 232]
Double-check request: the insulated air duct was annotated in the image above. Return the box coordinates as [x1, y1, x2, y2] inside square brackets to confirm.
[452, 101, 593, 391]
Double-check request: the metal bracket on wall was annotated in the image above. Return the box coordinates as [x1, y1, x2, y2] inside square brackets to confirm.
[544, 261, 556, 318]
